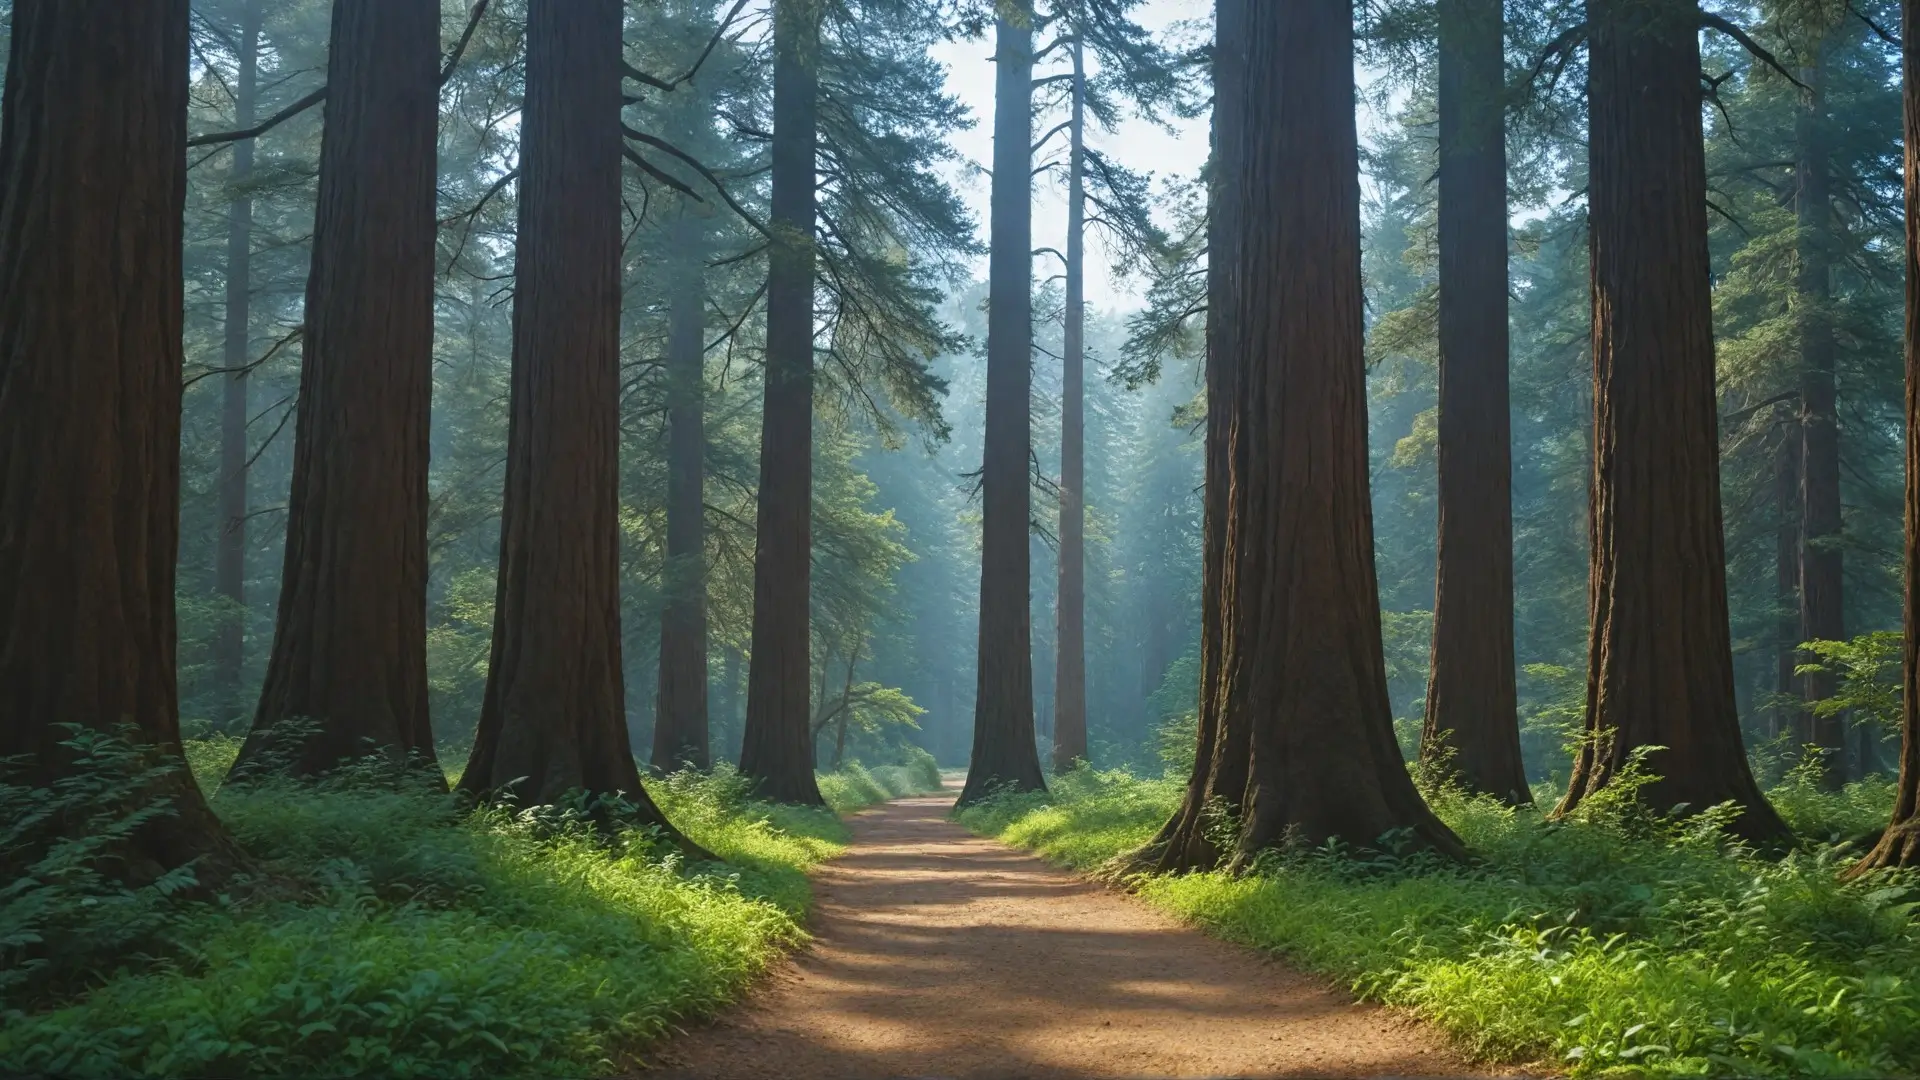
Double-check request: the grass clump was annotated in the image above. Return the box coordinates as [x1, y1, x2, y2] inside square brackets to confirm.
[955, 766, 1920, 1078]
[816, 747, 944, 813]
[2, 736, 938, 1079]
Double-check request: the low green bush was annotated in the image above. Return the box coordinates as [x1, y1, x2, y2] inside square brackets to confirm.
[815, 747, 944, 812]
[1, 738, 939, 1078]
[956, 767, 1920, 1078]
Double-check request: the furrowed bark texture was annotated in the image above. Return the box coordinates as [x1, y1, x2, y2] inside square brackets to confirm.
[1557, 0, 1786, 842]
[214, 0, 260, 719]
[1795, 41, 1847, 786]
[235, 0, 441, 781]
[1847, 0, 1920, 875]
[654, 212, 712, 773]
[1136, 0, 1248, 873]
[740, 0, 827, 805]
[1775, 422, 1806, 744]
[0, 0, 242, 882]
[1148, 0, 1464, 869]
[960, 1, 1048, 807]
[1421, 0, 1528, 805]
[460, 0, 697, 849]
[1052, 37, 1088, 772]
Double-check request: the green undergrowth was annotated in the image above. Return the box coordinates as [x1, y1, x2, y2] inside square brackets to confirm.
[957, 766, 1920, 1078]
[2, 735, 940, 1079]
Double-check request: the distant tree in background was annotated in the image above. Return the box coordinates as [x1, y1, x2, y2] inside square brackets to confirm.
[1420, 0, 1529, 804]
[212, 0, 262, 725]
[653, 206, 714, 774]
[961, 0, 1049, 806]
[741, 0, 830, 806]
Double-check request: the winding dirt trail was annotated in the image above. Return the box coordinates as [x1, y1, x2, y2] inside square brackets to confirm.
[645, 783, 1499, 1079]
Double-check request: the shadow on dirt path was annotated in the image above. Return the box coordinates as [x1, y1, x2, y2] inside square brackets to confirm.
[642, 781, 1511, 1079]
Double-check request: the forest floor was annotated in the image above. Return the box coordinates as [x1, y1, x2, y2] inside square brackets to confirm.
[642, 780, 1495, 1080]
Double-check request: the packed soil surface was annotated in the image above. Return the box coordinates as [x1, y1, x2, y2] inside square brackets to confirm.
[644, 781, 1506, 1080]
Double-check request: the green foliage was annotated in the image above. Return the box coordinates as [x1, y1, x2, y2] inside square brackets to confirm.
[1798, 631, 1903, 736]
[814, 748, 945, 814]
[2, 739, 938, 1078]
[1, 728, 205, 1012]
[956, 768, 1920, 1077]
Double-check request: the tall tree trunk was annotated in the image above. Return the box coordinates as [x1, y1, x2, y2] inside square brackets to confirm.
[1846, 0, 1920, 875]
[1775, 418, 1808, 744]
[740, 0, 827, 806]
[1556, 0, 1786, 841]
[1795, 40, 1847, 788]
[1052, 37, 1088, 773]
[459, 0, 702, 853]
[1421, 0, 1528, 804]
[1134, 0, 1250, 872]
[1146, 0, 1465, 868]
[653, 212, 711, 773]
[232, 0, 441, 782]
[214, 0, 261, 724]
[0, 0, 242, 883]
[959, 1, 1048, 807]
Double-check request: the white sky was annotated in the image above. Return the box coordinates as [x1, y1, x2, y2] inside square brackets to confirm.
[929, 1, 1399, 315]
[929, 0, 1214, 314]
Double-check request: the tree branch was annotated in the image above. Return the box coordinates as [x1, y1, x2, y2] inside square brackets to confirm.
[439, 0, 493, 85]
[1699, 13, 1810, 91]
[622, 124, 769, 236]
[622, 144, 705, 202]
[187, 84, 326, 148]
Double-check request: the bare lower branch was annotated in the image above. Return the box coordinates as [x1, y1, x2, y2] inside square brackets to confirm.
[187, 84, 325, 147]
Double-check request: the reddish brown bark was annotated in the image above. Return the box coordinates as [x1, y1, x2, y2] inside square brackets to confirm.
[1147, 0, 1464, 869]
[654, 212, 712, 773]
[1794, 40, 1847, 787]
[1847, 0, 1920, 875]
[1556, 0, 1786, 842]
[1052, 37, 1088, 773]
[0, 0, 242, 883]
[459, 0, 700, 849]
[1775, 420, 1809, 744]
[214, 0, 261, 721]
[1135, 0, 1249, 873]
[1421, 0, 1529, 805]
[233, 0, 441, 782]
[960, 0, 1048, 807]
[741, 0, 827, 806]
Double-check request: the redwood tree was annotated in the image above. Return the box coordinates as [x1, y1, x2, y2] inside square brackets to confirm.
[0, 0, 241, 882]
[1138, 0, 1248, 872]
[214, 0, 262, 722]
[1846, 0, 1920, 875]
[459, 0, 701, 850]
[654, 211, 712, 773]
[232, 0, 441, 781]
[1794, 30, 1847, 787]
[1142, 0, 1464, 868]
[740, 0, 827, 806]
[1420, 0, 1529, 805]
[1555, 0, 1786, 841]
[1052, 35, 1089, 772]
[960, 0, 1048, 807]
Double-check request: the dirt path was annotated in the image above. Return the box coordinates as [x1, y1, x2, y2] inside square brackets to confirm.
[645, 784, 1498, 1079]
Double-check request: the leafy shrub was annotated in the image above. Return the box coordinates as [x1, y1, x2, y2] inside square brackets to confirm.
[1, 748, 852, 1078]
[956, 767, 1920, 1078]
[2, 728, 205, 1012]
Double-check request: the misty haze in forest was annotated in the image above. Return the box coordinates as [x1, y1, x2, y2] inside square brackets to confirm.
[7, 0, 1920, 1076]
